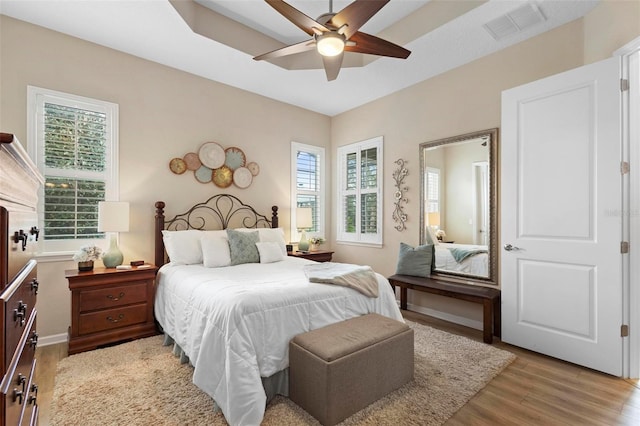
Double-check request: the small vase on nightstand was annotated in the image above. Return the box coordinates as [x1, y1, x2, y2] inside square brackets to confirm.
[310, 243, 319, 252]
[78, 260, 94, 271]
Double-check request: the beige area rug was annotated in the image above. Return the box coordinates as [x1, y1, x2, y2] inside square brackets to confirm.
[49, 322, 515, 425]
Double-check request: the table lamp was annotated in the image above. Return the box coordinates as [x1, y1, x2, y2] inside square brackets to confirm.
[296, 207, 312, 252]
[98, 201, 130, 268]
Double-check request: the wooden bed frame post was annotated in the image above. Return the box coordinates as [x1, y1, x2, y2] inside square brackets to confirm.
[155, 201, 166, 268]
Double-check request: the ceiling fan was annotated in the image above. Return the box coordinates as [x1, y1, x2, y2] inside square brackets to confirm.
[253, 0, 411, 81]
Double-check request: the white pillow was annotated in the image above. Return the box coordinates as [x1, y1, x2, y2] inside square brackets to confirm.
[202, 236, 231, 268]
[256, 241, 287, 263]
[162, 229, 203, 265]
[237, 228, 287, 256]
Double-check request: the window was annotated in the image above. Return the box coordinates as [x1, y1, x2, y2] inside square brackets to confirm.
[291, 142, 325, 241]
[27, 86, 119, 254]
[337, 136, 383, 246]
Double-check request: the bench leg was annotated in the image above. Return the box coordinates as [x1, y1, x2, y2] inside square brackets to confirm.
[493, 296, 501, 339]
[400, 287, 408, 310]
[482, 299, 493, 344]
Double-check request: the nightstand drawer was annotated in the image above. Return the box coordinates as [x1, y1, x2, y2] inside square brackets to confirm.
[79, 282, 147, 312]
[78, 303, 148, 335]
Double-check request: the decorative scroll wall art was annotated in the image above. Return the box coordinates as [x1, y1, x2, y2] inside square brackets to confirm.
[392, 158, 408, 231]
[169, 141, 260, 189]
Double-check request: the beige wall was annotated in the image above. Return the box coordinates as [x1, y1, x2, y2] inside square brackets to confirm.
[0, 16, 331, 341]
[1, 0, 639, 340]
[331, 4, 639, 327]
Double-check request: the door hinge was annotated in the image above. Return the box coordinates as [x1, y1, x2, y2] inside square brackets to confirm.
[621, 241, 630, 254]
[621, 161, 630, 175]
[621, 79, 630, 91]
[622, 325, 629, 337]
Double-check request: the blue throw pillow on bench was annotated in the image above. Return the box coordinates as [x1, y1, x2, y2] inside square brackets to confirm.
[395, 242, 434, 278]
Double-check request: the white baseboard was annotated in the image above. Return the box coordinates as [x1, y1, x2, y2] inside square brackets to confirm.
[38, 333, 68, 347]
[406, 302, 483, 331]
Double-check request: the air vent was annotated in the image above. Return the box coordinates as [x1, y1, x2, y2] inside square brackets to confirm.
[483, 3, 546, 41]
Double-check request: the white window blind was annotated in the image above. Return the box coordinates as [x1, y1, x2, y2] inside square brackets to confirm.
[337, 137, 383, 246]
[28, 86, 119, 254]
[425, 167, 440, 213]
[291, 142, 325, 241]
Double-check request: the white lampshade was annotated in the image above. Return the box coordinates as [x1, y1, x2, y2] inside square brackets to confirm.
[296, 207, 312, 229]
[98, 201, 130, 232]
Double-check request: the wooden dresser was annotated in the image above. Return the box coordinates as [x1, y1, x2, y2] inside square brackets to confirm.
[0, 133, 43, 425]
[66, 266, 159, 355]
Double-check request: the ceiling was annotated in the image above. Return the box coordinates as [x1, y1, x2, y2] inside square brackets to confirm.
[0, 0, 599, 116]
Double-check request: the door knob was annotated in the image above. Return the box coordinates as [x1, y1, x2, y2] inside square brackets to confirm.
[503, 244, 520, 251]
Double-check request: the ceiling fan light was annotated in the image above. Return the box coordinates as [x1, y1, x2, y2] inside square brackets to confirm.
[316, 33, 345, 57]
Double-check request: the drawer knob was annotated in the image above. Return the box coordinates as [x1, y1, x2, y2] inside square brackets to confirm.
[106, 314, 125, 323]
[106, 292, 126, 301]
[30, 278, 39, 295]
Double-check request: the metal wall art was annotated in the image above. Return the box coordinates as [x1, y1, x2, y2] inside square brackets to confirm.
[392, 158, 408, 231]
[169, 141, 260, 189]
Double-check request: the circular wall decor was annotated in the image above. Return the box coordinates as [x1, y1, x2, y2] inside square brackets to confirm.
[233, 167, 253, 189]
[247, 162, 260, 176]
[169, 158, 187, 175]
[224, 147, 246, 171]
[194, 165, 213, 183]
[198, 142, 225, 169]
[183, 152, 202, 171]
[213, 165, 233, 188]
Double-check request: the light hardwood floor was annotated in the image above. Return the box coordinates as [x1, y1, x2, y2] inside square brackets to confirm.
[35, 311, 640, 425]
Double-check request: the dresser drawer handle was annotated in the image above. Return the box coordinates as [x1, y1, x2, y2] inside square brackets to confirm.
[13, 389, 23, 405]
[29, 331, 39, 349]
[106, 314, 125, 323]
[14, 301, 27, 326]
[106, 292, 126, 301]
[30, 278, 39, 295]
[28, 383, 38, 406]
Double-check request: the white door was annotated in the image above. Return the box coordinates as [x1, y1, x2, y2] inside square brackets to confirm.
[501, 57, 623, 376]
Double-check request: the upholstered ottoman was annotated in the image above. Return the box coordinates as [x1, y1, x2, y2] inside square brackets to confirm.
[289, 313, 414, 426]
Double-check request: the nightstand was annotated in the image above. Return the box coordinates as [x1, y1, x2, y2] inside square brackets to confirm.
[288, 250, 334, 262]
[66, 265, 159, 354]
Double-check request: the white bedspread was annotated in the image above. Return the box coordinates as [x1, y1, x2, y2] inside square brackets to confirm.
[154, 257, 403, 426]
[435, 243, 488, 275]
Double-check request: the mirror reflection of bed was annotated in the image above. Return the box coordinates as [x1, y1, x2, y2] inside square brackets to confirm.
[420, 129, 498, 285]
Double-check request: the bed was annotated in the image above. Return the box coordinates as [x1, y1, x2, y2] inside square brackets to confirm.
[153, 195, 403, 426]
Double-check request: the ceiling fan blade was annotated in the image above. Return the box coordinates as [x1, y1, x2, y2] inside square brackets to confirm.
[322, 53, 344, 81]
[330, 0, 389, 40]
[253, 39, 316, 61]
[265, 0, 329, 36]
[346, 32, 411, 59]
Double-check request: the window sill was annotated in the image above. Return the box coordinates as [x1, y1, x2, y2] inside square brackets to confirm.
[336, 240, 383, 249]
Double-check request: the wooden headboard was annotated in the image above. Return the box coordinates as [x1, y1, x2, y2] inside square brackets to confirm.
[154, 194, 279, 267]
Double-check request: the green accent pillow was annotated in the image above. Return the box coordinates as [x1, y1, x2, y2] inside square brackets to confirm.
[227, 229, 260, 266]
[395, 242, 434, 278]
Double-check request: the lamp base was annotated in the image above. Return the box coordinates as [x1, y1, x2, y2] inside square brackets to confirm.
[298, 230, 309, 252]
[103, 235, 123, 268]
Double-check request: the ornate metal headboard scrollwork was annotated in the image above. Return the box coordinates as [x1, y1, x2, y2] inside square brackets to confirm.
[154, 194, 279, 266]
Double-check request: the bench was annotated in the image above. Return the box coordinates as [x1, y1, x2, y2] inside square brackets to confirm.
[289, 313, 414, 426]
[388, 274, 501, 344]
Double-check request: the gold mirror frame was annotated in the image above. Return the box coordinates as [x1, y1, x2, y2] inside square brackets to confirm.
[419, 128, 499, 286]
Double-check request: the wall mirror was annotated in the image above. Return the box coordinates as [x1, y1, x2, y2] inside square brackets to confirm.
[419, 128, 498, 286]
